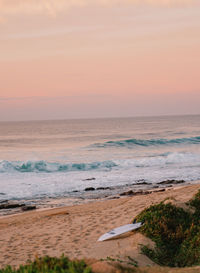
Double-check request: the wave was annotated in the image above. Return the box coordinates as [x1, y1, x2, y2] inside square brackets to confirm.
[0, 151, 199, 174]
[117, 152, 200, 168]
[90, 136, 200, 148]
[0, 160, 117, 173]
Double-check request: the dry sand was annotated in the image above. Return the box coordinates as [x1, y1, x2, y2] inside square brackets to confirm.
[0, 183, 200, 269]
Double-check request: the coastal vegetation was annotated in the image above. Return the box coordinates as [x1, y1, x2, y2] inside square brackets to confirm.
[0, 256, 92, 273]
[136, 189, 200, 267]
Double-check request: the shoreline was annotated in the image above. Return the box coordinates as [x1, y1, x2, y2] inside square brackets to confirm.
[0, 182, 200, 268]
[0, 179, 198, 217]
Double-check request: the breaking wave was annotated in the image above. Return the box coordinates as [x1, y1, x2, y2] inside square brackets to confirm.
[117, 152, 200, 168]
[0, 160, 117, 173]
[0, 151, 199, 174]
[91, 136, 200, 148]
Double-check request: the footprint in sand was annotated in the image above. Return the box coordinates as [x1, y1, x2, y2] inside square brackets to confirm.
[72, 239, 80, 243]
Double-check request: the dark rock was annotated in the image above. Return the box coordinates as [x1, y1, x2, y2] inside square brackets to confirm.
[82, 178, 96, 181]
[0, 200, 8, 203]
[21, 205, 36, 211]
[0, 193, 6, 195]
[96, 187, 111, 190]
[120, 190, 151, 196]
[137, 182, 150, 185]
[73, 190, 79, 193]
[158, 180, 185, 185]
[120, 190, 135, 196]
[0, 203, 25, 210]
[120, 190, 133, 196]
[136, 180, 151, 185]
[84, 187, 95, 191]
[154, 189, 166, 192]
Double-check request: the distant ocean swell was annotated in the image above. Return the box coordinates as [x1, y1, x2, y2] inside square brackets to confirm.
[0, 152, 199, 173]
[90, 136, 200, 148]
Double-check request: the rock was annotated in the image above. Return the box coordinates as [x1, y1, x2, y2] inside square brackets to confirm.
[158, 180, 185, 185]
[120, 190, 134, 196]
[82, 178, 96, 181]
[120, 190, 152, 196]
[154, 189, 165, 192]
[73, 190, 79, 193]
[137, 182, 150, 185]
[84, 187, 95, 191]
[96, 187, 111, 190]
[0, 193, 6, 195]
[0, 200, 8, 203]
[136, 180, 151, 185]
[0, 203, 25, 210]
[21, 205, 36, 211]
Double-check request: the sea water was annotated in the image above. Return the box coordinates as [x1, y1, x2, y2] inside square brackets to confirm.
[0, 115, 200, 202]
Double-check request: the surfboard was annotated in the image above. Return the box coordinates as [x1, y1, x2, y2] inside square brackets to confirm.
[98, 222, 143, 242]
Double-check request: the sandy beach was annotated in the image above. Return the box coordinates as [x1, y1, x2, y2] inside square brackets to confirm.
[0, 183, 200, 269]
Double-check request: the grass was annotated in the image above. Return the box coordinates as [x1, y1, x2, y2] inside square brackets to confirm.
[135, 189, 200, 267]
[0, 255, 92, 273]
[100, 255, 138, 267]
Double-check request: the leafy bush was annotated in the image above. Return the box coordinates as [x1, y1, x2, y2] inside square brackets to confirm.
[0, 255, 92, 273]
[189, 189, 200, 220]
[135, 190, 200, 267]
[189, 189, 200, 210]
[176, 229, 200, 267]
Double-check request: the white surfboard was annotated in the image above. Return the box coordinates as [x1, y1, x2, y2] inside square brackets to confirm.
[98, 222, 143, 242]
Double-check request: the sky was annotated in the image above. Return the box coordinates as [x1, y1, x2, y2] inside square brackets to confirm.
[0, 0, 200, 121]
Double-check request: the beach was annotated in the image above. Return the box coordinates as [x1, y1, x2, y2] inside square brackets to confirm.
[1, 0, 200, 270]
[0, 183, 200, 269]
[1, 117, 200, 270]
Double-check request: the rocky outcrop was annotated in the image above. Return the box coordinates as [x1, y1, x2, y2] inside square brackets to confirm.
[158, 180, 185, 185]
[84, 187, 95, 191]
[0, 202, 25, 210]
[120, 190, 151, 196]
[21, 205, 36, 211]
[96, 187, 111, 190]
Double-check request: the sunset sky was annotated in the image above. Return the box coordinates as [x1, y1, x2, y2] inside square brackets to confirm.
[0, 0, 200, 121]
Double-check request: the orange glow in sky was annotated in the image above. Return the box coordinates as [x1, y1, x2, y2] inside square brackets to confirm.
[0, 0, 200, 120]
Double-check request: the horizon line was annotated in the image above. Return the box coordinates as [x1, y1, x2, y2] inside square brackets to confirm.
[0, 113, 200, 123]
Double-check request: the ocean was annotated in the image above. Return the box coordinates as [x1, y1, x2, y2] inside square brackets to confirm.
[0, 115, 200, 205]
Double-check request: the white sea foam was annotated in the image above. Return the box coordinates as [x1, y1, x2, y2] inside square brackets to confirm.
[0, 152, 200, 201]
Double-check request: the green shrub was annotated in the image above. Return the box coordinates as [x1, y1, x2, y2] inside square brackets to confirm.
[135, 192, 200, 267]
[189, 189, 200, 220]
[176, 231, 200, 267]
[0, 255, 92, 273]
